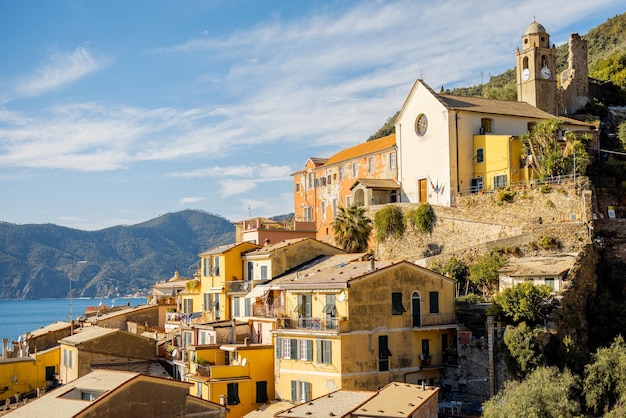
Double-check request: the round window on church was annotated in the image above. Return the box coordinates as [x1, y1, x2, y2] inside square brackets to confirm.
[415, 114, 428, 136]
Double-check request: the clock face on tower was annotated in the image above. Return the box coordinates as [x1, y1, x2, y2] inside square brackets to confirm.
[521, 68, 530, 81]
[541, 66, 551, 79]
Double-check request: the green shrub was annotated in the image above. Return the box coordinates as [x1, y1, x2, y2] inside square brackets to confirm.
[540, 184, 553, 194]
[374, 205, 405, 242]
[536, 235, 561, 250]
[545, 199, 555, 210]
[497, 189, 516, 203]
[410, 202, 436, 234]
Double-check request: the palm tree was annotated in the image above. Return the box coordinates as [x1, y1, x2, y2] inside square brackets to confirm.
[332, 205, 373, 253]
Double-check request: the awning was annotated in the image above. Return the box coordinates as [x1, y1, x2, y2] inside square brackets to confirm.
[246, 285, 270, 299]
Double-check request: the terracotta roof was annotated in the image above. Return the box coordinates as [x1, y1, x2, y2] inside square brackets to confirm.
[276, 390, 377, 417]
[323, 134, 396, 166]
[352, 382, 439, 417]
[498, 255, 576, 277]
[59, 326, 118, 345]
[351, 178, 400, 190]
[199, 241, 259, 256]
[24, 321, 71, 338]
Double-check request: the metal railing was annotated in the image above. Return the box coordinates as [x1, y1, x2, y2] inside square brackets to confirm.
[225, 280, 251, 293]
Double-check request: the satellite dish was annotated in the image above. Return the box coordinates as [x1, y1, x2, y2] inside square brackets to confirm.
[337, 292, 346, 302]
[242, 358, 247, 366]
[172, 349, 178, 357]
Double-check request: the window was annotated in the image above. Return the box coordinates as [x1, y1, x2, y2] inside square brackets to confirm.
[308, 172, 313, 189]
[392, 292, 406, 315]
[352, 161, 358, 177]
[545, 278, 555, 290]
[244, 297, 251, 316]
[69, 351, 73, 368]
[196, 381, 202, 398]
[476, 148, 484, 164]
[390, 152, 396, 169]
[429, 291, 439, 314]
[317, 340, 332, 364]
[261, 265, 268, 280]
[332, 199, 338, 218]
[183, 298, 193, 314]
[233, 296, 240, 317]
[416, 114, 428, 136]
[204, 258, 212, 277]
[247, 261, 254, 281]
[213, 257, 220, 276]
[274, 338, 297, 360]
[494, 174, 507, 189]
[214, 297, 220, 320]
[227, 382, 240, 405]
[368, 157, 374, 173]
[299, 339, 313, 361]
[204, 293, 212, 311]
[256, 381, 269, 403]
[422, 339, 430, 358]
[303, 206, 312, 222]
[321, 201, 327, 221]
[378, 335, 392, 371]
[296, 182, 300, 192]
[481, 118, 493, 133]
[339, 166, 344, 180]
[291, 381, 312, 402]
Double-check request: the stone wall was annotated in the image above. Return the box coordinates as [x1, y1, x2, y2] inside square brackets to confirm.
[371, 180, 590, 262]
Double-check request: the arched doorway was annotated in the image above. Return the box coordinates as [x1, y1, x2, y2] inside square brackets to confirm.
[411, 291, 421, 327]
[353, 189, 365, 206]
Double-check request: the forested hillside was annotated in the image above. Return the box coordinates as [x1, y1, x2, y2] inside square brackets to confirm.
[0, 210, 234, 299]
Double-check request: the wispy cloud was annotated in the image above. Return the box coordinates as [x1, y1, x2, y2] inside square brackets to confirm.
[179, 196, 206, 205]
[15, 46, 105, 98]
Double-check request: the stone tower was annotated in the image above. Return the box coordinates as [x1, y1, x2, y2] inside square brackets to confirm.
[515, 21, 558, 114]
[560, 33, 589, 115]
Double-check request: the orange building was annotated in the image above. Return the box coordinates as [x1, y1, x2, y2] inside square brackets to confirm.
[292, 134, 398, 241]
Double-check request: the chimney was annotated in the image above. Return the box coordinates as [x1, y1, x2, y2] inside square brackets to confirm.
[244, 337, 250, 346]
[369, 256, 375, 272]
[2, 338, 7, 359]
[264, 238, 270, 248]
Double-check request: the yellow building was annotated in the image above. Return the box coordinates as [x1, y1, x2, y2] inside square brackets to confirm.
[199, 242, 260, 323]
[0, 346, 60, 404]
[185, 342, 275, 418]
[268, 254, 457, 401]
[472, 134, 528, 191]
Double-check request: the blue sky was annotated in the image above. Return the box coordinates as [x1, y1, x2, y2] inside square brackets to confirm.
[0, 0, 624, 230]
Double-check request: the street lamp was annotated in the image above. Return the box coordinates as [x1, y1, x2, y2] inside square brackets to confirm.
[70, 261, 87, 335]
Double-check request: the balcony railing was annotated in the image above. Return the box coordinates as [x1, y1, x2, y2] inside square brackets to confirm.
[277, 316, 338, 331]
[414, 313, 456, 327]
[225, 280, 251, 293]
[166, 311, 203, 324]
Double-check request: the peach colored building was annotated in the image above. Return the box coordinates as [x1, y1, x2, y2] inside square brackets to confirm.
[292, 134, 398, 242]
[233, 217, 316, 245]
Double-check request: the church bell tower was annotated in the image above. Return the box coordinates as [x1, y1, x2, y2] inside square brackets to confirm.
[515, 21, 557, 114]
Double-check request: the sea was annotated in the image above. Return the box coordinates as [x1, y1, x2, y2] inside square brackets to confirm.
[0, 297, 147, 345]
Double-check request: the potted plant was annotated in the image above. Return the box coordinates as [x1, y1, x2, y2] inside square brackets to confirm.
[420, 353, 432, 366]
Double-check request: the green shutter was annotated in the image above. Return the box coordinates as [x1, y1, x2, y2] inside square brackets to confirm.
[307, 340, 313, 361]
[276, 338, 282, 358]
[324, 340, 332, 364]
[290, 339, 297, 359]
[291, 380, 297, 402]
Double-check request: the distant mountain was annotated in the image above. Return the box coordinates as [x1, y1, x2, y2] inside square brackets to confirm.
[0, 210, 234, 299]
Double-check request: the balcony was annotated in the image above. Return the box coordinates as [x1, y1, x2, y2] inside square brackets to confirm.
[225, 280, 251, 293]
[277, 316, 339, 331]
[166, 311, 203, 324]
[413, 313, 456, 328]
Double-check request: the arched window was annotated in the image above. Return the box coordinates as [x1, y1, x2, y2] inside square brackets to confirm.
[411, 291, 421, 327]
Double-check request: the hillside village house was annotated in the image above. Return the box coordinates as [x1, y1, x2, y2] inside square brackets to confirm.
[268, 254, 456, 401]
[292, 134, 398, 242]
[498, 254, 577, 293]
[233, 216, 316, 245]
[184, 341, 275, 418]
[58, 326, 156, 384]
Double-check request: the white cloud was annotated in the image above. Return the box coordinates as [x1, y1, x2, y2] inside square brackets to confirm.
[179, 196, 206, 205]
[15, 46, 105, 98]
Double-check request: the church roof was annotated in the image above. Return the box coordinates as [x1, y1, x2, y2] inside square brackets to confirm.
[525, 20, 547, 35]
[436, 94, 592, 127]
